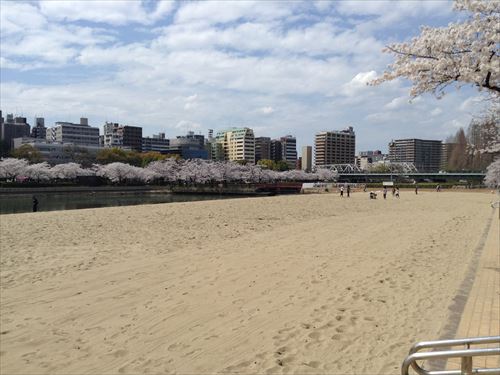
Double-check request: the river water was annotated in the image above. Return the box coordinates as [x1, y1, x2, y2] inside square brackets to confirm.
[0, 192, 244, 215]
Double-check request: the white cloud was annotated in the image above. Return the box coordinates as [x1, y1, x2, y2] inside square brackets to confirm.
[459, 96, 485, 113]
[39, 0, 175, 26]
[175, 120, 201, 131]
[384, 96, 409, 110]
[259, 106, 275, 115]
[431, 108, 443, 116]
[174, 1, 293, 25]
[342, 71, 378, 96]
[184, 94, 199, 110]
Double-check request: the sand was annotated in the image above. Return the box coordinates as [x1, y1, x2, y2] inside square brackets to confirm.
[0, 191, 496, 374]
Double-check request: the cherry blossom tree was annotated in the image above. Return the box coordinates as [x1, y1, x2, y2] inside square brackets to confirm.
[95, 162, 143, 184]
[373, 0, 499, 97]
[50, 162, 92, 180]
[314, 168, 338, 181]
[0, 158, 29, 180]
[25, 162, 52, 182]
[484, 157, 500, 188]
[146, 159, 181, 184]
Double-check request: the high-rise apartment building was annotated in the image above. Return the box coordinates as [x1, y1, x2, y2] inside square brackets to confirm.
[215, 127, 255, 163]
[255, 137, 271, 162]
[314, 127, 355, 166]
[1, 113, 31, 155]
[280, 135, 297, 169]
[102, 122, 142, 152]
[47, 118, 100, 147]
[270, 139, 282, 162]
[31, 117, 47, 139]
[389, 138, 442, 172]
[301, 146, 312, 172]
[122, 125, 142, 152]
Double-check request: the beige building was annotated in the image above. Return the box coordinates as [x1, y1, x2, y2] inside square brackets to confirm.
[315, 127, 355, 166]
[215, 127, 255, 163]
[301, 146, 312, 172]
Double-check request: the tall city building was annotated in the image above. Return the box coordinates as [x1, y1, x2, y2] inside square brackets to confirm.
[255, 137, 271, 162]
[389, 138, 442, 172]
[280, 135, 297, 169]
[270, 139, 283, 162]
[47, 118, 100, 147]
[102, 122, 143, 152]
[215, 127, 255, 163]
[122, 125, 142, 152]
[1, 113, 31, 155]
[142, 133, 170, 154]
[314, 126, 356, 166]
[301, 146, 312, 172]
[31, 117, 47, 139]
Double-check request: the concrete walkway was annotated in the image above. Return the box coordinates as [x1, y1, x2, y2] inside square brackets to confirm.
[448, 208, 500, 370]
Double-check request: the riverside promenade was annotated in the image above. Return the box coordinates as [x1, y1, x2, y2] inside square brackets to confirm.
[447, 205, 500, 370]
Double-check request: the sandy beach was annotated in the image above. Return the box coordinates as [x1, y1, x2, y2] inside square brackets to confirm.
[0, 191, 496, 374]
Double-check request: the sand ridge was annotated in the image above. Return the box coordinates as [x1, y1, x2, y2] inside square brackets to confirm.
[0, 191, 495, 374]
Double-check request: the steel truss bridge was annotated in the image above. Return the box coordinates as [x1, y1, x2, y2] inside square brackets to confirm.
[316, 164, 485, 183]
[322, 162, 418, 174]
[337, 172, 485, 183]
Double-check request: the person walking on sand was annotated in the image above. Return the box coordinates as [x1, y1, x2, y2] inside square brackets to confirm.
[32, 196, 38, 212]
[347, 185, 351, 198]
[395, 187, 400, 198]
[383, 187, 387, 199]
[392, 187, 396, 197]
[415, 184, 418, 195]
[436, 184, 441, 192]
[340, 185, 344, 197]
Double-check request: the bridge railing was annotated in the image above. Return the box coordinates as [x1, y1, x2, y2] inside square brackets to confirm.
[402, 336, 500, 375]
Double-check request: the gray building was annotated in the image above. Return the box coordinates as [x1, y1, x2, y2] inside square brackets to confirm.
[170, 131, 208, 159]
[280, 135, 298, 169]
[13, 137, 100, 165]
[102, 122, 142, 152]
[47, 118, 100, 147]
[31, 117, 47, 139]
[356, 150, 386, 170]
[142, 133, 170, 154]
[389, 138, 442, 172]
[270, 139, 283, 162]
[314, 127, 356, 166]
[1, 112, 31, 155]
[255, 137, 271, 162]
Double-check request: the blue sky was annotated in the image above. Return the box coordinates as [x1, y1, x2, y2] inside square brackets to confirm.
[0, 0, 489, 153]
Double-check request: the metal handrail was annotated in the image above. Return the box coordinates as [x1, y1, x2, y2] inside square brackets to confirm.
[402, 336, 500, 375]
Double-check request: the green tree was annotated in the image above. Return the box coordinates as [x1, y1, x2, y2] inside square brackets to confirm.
[257, 159, 274, 169]
[274, 160, 289, 171]
[11, 144, 43, 164]
[448, 128, 469, 171]
[96, 148, 142, 166]
[139, 152, 167, 167]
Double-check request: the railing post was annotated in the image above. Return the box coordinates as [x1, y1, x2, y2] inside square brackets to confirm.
[460, 356, 472, 375]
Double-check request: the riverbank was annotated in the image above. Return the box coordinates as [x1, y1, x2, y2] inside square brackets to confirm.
[0, 191, 496, 374]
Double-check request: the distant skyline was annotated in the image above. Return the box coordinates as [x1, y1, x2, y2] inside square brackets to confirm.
[0, 0, 490, 153]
